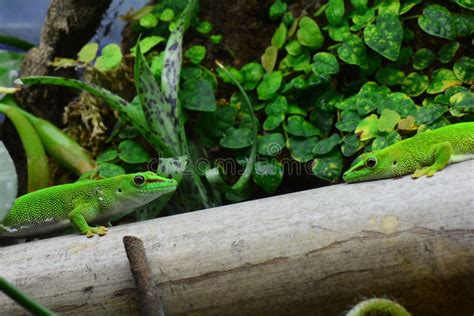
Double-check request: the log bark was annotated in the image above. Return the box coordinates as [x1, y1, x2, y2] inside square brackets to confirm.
[0, 160, 473, 315]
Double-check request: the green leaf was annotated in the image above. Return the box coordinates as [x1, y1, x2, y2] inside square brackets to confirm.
[356, 82, 390, 115]
[220, 127, 253, 149]
[453, 13, 474, 37]
[364, 14, 403, 61]
[285, 39, 303, 56]
[269, 0, 287, 20]
[200, 105, 236, 139]
[401, 72, 429, 97]
[257, 71, 282, 100]
[335, 95, 358, 111]
[258, 133, 285, 157]
[285, 116, 321, 137]
[377, 108, 400, 132]
[327, 21, 351, 41]
[454, 0, 474, 11]
[372, 130, 401, 151]
[140, 13, 158, 28]
[287, 137, 318, 162]
[326, 0, 345, 25]
[438, 41, 459, 64]
[337, 34, 368, 69]
[352, 6, 375, 31]
[196, 20, 213, 33]
[335, 110, 362, 132]
[49, 58, 76, 69]
[400, 0, 422, 15]
[263, 115, 285, 131]
[287, 104, 307, 116]
[253, 159, 283, 193]
[131, 36, 165, 56]
[380, 92, 418, 118]
[341, 134, 362, 157]
[78, 43, 98, 63]
[453, 56, 474, 84]
[118, 140, 151, 164]
[180, 79, 216, 112]
[375, 66, 405, 86]
[312, 52, 340, 80]
[0, 50, 23, 87]
[265, 95, 288, 116]
[311, 150, 343, 182]
[217, 66, 243, 84]
[450, 91, 474, 113]
[310, 109, 334, 136]
[210, 34, 223, 44]
[185, 45, 206, 64]
[282, 52, 311, 71]
[97, 148, 118, 163]
[418, 5, 456, 40]
[261, 46, 278, 73]
[272, 23, 287, 49]
[416, 101, 448, 125]
[312, 133, 341, 155]
[159, 8, 175, 22]
[241, 63, 264, 90]
[297, 17, 324, 49]
[355, 114, 378, 141]
[427, 68, 462, 94]
[98, 162, 125, 178]
[413, 48, 436, 70]
[95, 44, 122, 72]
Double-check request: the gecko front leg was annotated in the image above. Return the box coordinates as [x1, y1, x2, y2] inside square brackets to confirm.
[68, 203, 108, 237]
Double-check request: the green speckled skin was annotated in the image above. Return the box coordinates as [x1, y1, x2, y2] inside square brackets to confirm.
[343, 122, 474, 183]
[0, 172, 177, 237]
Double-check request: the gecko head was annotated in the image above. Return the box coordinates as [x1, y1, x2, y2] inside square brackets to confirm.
[115, 171, 177, 205]
[343, 149, 403, 183]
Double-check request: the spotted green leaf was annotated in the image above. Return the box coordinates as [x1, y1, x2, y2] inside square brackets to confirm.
[453, 13, 474, 37]
[355, 114, 378, 141]
[253, 159, 283, 193]
[180, 79, 216, 112]
[265, 95, 288, 116]
[454, 0, 474, 10]
[413, 48, 436, 70]
[258, 133, 285, 156]
[312, 133, 342, 155]
[185, 45, 206, 64]
[285, 116, 321, 137]
[453, 57, 474, 84]
[95, 44, 122, 72]
[297, 17, 324, 49]
[438, 41, 460, 64]
[380, 92, 418, 118]
[241, 63, 264, 90]
[364, 14, 403, 61]
[371, 130, 401, 151]
[312, 52, 340, 80]
[326, 0, 345, 26]
[220, 127, 253, 149]
[427, 68, 462, 94]
[311, 150, 343, 182]
[450, 91, 474, 113]
[97, 148, 118, 163]
[416, 100, 448, 125]
[285, 40, 303, 56]
[263, 115, 285, 131]
[418, 5, 456, 40]
[401, 72, 429, 97]
[287, 137, 318, 162]
[328, 21, 351, 41]
[257, 71, 282, 100]
[400, 0, 422, 15]
[375, 66, 405, 86]
[131, 36, 165, 56]
[341, 134, 362, 157]
[335, 110, 362, 132]
[335, 95, 357, 111]
[377, 108, 400, 132]
[356, 82, 390, 115]
[337, 34, 368, 69]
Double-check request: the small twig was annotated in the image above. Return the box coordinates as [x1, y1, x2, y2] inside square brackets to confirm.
[123, 236, 164, 316]
[0, 276, 55, 315]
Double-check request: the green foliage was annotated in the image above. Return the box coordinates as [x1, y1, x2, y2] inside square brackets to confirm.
[95, 44, 123, 72]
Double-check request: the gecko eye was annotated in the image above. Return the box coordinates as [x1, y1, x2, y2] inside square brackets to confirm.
[366, 157, 377, 168]
[133, 175, 145, 186]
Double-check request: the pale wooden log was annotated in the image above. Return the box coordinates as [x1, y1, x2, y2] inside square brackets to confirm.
[0, 160, 473, 315]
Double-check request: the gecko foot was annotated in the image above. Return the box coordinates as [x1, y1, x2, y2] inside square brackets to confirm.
[412, 167, 437, 179]
[85, 226, 109, 238]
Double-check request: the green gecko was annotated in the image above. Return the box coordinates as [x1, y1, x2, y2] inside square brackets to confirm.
[343, 122, 474, 183]
[0, 172, 177, 238]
